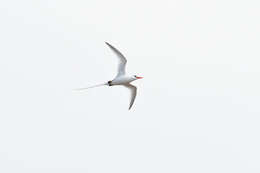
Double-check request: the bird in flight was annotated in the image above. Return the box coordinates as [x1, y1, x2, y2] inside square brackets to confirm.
[77, 42, 143, 110]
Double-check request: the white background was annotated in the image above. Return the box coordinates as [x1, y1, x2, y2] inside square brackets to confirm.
[1, 0, 260, 172]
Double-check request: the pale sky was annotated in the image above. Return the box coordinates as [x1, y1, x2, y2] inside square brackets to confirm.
[1, 0, 260, 172]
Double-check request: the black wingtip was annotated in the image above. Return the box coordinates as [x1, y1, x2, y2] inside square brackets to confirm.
[105, 42, 114, 48]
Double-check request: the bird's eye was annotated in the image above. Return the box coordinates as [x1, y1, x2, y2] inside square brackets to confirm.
[134, 75, 137, 78]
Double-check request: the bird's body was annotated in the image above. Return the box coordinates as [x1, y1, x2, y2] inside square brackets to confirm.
[109, 76, 136, 86]
[77, 42, 143, 110]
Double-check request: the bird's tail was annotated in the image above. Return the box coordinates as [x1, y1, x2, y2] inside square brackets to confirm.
[74, 82, 108, 91]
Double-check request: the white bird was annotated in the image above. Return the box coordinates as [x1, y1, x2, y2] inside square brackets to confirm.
[77, 42, 143, 110]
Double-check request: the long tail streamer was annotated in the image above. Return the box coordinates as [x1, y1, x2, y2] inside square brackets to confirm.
[74, 82, 108, 91]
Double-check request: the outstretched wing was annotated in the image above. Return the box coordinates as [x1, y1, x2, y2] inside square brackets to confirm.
[105, 42, 127, 77]
[123, 84, 137, 110]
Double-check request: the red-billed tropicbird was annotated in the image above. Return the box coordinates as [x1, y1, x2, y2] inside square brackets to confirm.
[77, 42, 143, 110]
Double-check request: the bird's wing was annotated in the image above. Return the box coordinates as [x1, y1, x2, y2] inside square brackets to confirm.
[123, 84, 137, 110]
[105, 42, 127, 77]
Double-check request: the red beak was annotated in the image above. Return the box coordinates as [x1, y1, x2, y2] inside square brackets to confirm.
[136, 76, 143, 79]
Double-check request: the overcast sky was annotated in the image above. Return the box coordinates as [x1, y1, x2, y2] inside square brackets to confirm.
[1, 0, 260, 172]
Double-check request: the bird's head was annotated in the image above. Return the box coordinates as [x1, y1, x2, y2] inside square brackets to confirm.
[133, 75, 143, 80]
